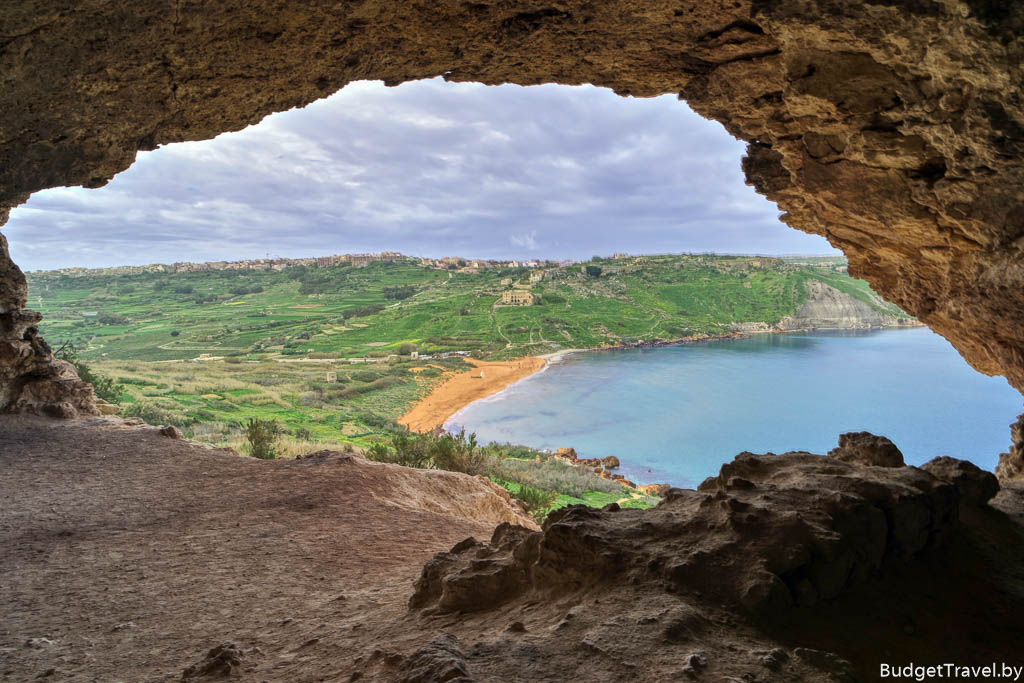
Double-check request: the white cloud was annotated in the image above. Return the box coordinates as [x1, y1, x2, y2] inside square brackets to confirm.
[3, 78, 838, 270]
[510, 230, 539, 250]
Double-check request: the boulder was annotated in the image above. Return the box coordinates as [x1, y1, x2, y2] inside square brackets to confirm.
[181, 642, 244, 680]
[601, 456, 621, 469]
[638, 483, 672, 497]
[556, 448, 578, 461]
[828, 432, 905, 468]
[922, 456, 999, 506]
[159, 425, 184, 439]
[393, 634, 474, 683]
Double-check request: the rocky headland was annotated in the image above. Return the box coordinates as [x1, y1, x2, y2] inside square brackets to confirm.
[775, 280, 920, 332]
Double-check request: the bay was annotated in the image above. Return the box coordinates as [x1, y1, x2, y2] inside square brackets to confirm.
[446, 328, 1024, 488]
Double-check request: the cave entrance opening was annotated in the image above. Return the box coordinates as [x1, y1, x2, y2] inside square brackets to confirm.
[2, 78, 1020, 480]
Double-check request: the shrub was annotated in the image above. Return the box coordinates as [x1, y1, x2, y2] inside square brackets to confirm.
[513, 485, 558, 523]
[398, 342, 417, 355]
[354, 410, 404, 433]
[428, 430, 492, 475]
[120, 400, 193, 428]
[170, 330, 180, 337]
[351, 370, 380, 383]
[384, 285, 416, 300]
[245, 417, 279, 459]
[496, 458, 621, 498]
[585, 265, 603, 277]
[97, 312, 129, 325]
[367, 433, 431, 468]
[299, 391, 325, 408]
[340, 303, 385, 319]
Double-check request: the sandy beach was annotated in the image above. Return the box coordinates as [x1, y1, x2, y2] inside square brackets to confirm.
[398, 357, 547, 433]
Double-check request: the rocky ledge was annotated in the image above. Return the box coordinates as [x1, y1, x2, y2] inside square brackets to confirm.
[381, 433, 1023, 681]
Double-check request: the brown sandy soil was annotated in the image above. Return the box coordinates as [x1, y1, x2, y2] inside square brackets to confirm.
[3, 415, 1024, 681]
[0, 416, 531, 682]
[398, 357, 546, 433]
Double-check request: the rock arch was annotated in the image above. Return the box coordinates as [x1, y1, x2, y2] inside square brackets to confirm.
[1, 1, 1022, 454]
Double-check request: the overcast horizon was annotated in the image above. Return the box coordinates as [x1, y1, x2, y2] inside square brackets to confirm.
[4, 78, 839, 271]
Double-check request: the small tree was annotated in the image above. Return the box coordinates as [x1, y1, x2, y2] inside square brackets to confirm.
[398, 342, 417, 355]
[514, 485, 558, 524]
[585, 265, 603, 278]
[245, 417, 279, 459]
[429, 430, 490, 475]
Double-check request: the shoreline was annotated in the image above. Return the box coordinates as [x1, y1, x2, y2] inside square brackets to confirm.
[400, 323, 922, 437]
[398, 357, 548, 434]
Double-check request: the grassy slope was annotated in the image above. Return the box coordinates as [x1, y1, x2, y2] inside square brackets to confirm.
[25, 253, 908, 449]
[26, 253, 909, 516]
[27, 254, 905, 364]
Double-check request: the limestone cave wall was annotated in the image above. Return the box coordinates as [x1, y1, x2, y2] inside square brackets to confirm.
[1, 2, 1021, 444]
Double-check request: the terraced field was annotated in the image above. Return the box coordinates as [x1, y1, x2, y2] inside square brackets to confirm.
[24, 253, 905, 450]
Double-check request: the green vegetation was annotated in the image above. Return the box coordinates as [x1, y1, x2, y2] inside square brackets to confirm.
[245, 417, 279, 459]
[24, 252, 907, 517]
[364, 430, 655, 522]
[26, 254, 904, 366]
[512, 485, 558, 524]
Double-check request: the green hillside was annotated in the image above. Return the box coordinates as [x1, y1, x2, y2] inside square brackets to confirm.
[23, 252, 910, 518]
[26, 253, 907, 364]
[22, 253, 910, 453]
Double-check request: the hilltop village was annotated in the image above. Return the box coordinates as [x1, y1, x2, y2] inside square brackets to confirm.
[40, 251, 581, 277]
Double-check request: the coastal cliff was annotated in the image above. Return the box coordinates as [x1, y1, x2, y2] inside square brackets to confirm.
[776, 280, 918, 332]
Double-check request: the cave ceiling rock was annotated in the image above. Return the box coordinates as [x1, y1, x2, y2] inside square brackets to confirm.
[0, 1, 1021, 461]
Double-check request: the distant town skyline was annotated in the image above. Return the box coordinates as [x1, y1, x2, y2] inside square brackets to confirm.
[26, 249, 844, 275]
[5, 78, 840, 271]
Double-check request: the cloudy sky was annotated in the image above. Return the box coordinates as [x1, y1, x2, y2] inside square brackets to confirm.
[5, 78, 837, 271]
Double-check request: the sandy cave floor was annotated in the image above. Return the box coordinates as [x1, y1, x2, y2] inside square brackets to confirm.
[0, 416, 505, 682]
[5, 415, 1024, 682]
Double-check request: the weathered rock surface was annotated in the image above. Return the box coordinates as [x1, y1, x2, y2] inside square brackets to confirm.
[4, 417, 1024, 681]
[0, 0, 1023, 416]
[637, 482, 672, 497]
[0, 232, 96, 416]
[398, 447, 1024, 680]
[922, 455, 1000, 505]
[413, 450, 958, 616]
[180, 642, 245, 681]
[827, 431, 905, 468]
[996, 413, 1024, 482]
[392, 634, 474, 683]
[776, 280, 916, 331]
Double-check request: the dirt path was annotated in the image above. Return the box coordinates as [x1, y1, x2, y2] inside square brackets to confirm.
[0, 416, 525, 682]
[398, 357, 546, 433]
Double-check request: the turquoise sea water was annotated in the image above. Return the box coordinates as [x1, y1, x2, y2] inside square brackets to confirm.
[446, 328, 1024, 488]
